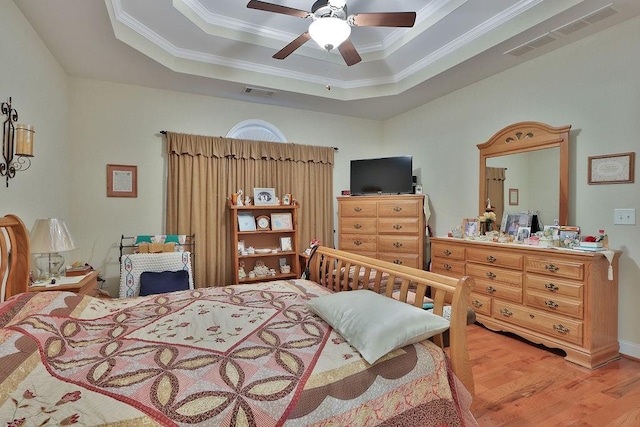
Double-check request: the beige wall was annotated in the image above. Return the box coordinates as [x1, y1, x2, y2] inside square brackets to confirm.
[2, 1, 638, 358]
[66, 79, 383, 291]
[0, 2, 70, 228]
[383, 15, 640, 358]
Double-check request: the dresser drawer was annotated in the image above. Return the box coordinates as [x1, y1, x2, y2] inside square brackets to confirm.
[378, 252, 420, 269]
[431, 258, 465, 277]
[473, 278, 522, 303]
[378, 217, 420, 234]
[378, 235, 419, 254]
[466, 263, 523, 287]
[340, 218, 377, 234]
[526, 290, 583, 319]
[492, 301, 583, 345]
[526, 275, 584, 300]
[470, 293, 491, 316]
[377, 199, 420, 217]
[467, 248, 524, 269]
[431, 241, 465, 261]
[339, 234, 377, 252]
[339, 200, 377, 217]
[526, 256, 585, 281]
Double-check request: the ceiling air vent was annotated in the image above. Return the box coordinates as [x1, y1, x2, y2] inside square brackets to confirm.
[243, 86, 276, 98]
[504, 33, 555, 57]
[582, 5, 617, 24]
[554, 5, 618, 35]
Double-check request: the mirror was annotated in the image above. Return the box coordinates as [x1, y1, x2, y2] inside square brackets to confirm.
[478, 122, 571, 228]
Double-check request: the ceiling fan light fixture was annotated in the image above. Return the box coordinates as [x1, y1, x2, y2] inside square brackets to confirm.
[309, 17, 351, 51]
[328, 0, 346, 8]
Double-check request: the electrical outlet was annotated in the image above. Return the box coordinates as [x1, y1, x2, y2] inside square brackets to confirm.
[613, 208, 636, 225]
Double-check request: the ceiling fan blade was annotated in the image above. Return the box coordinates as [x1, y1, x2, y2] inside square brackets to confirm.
[338, 39, 362, 66]
[351, 12, 416, 27]
[247, 0, 311, 19]
[273, 32, 312, 60]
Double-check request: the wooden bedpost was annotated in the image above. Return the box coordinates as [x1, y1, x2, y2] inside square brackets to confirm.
[0, 214, 31, 300]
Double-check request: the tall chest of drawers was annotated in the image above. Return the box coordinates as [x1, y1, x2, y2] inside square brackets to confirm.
[431, 237, 620, 368]
[337, 195, 425, 269]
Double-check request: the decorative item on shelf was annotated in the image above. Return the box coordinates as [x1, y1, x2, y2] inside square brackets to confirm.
[282, 193, 292, 205]
[253, 187, 276, 205]
[244, 196, 252, 206]
[478, 199, 497, 235]
[579, 229, 608, 251]
[237, 213, 256, 231]
[280, 236, 293, 252]
[252, 260, 269, 277]
[462, 218, 479, 237]
[232, 190, 243, 206]
[238, 261, 246, 280]
[271, 212, 293, 230]
[1, 97, 34, 187]
[256, 215, 271, 230]
[30, 218, 77, 280]
[558, 226, 580, 249]
[280, 265, 291, 274]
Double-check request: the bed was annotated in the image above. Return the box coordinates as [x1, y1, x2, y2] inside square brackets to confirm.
[0, 214, 477, 426]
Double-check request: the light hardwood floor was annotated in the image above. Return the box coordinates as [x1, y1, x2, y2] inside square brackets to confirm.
[465, 323, 640, 426]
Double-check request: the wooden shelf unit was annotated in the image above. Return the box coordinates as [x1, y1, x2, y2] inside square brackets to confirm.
[229, 201, 300, 284]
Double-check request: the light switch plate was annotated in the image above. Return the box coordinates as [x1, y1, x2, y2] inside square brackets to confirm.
[613, 208, 636, 225]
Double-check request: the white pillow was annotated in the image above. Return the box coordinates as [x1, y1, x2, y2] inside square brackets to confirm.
[306, 289, 450, 364]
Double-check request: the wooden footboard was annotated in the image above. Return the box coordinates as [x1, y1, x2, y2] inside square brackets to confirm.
[0, 214, 30, 302]
[307, 246, 475, 395]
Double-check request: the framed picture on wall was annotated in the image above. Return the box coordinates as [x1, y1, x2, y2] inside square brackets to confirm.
[509, 188, 519, 205]
[107, 164, 137, 197]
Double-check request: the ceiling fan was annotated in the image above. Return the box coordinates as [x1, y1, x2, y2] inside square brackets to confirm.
[247, 0, 416, 66]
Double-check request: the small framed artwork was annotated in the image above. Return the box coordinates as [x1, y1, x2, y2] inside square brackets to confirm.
[253, 188, 277, 205]
[501, 211, 532, 235]
[271, 213, 293, 230]
[237, 212, 256, 231]
[107, 164, 137, 197]
[509, 188, 519, 205]
[462, 218, 479, 237]
[282, 193, 292, 205]
[237, 240, 245, 253]
[280, 236, 293, 252]
[588, 152, 635, 184]
[558, 226, 581, 248]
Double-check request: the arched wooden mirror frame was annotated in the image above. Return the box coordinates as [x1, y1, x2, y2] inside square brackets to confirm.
[478, 121, 571, 226]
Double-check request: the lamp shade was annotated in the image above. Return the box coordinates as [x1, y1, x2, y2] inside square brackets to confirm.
[30, 218, 77, 254]
[309, 17, 351, 50]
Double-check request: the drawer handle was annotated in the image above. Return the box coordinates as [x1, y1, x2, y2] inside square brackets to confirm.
[354, 207, 362, 212]
[393, 260, 403, 265]
[500, 308, 513, 317]
[393, 224, 403, 230]
[545, 300, 559, 309]
[472, 300, 483, 308]
[393, 206, 403, 212]
[486, 255, 497, 263]
[443, 249, 452, 256]
[553, 324, 570, 334]
[354, 240, 362, 246]
[353, 224, 362, 229]
[486, 271, 496, 279]
[486, 286, 496, 293]
[393, 242, 403, 248]
[545, 264, 559, 272]
[545, 283, 559, 292]
[444, 263, 452, 270]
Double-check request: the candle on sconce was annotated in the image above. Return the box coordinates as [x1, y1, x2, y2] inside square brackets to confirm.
[15, 124, 34, 157]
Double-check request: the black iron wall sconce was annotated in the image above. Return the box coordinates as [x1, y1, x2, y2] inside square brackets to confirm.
[1, 97, 34, 187]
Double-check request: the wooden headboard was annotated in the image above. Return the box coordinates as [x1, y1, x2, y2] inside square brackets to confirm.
[0, 215, 30, 302]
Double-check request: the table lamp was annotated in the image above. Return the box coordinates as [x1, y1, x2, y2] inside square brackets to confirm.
[30, 218, 77, 280]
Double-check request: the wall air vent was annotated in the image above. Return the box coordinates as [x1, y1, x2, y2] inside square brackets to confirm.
[505, 4, 618, 57]
[243, 86, 276, 98]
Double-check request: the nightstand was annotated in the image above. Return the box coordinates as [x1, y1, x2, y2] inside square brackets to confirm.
[29, 271, 99, 296]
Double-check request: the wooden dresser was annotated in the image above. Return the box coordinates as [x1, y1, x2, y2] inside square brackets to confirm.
[430, 237, 620, 368]
[337, 195, 424, 269]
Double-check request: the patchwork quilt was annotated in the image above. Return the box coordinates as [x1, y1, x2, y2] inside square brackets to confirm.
[0, 280, 475, 426]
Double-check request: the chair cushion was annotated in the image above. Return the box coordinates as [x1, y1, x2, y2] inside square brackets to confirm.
[139, 270, 190, 296]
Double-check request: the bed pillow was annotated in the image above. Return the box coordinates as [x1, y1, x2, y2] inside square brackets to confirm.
[306, 289, 450, 364]
[135, 235, 153, 245]
[139, 270, 190, 296]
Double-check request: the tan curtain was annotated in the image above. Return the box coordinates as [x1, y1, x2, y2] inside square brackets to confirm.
[165, 132, 334, 287]
[485, 167, 506, 230]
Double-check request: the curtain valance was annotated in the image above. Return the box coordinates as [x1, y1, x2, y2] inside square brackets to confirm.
[166, 132, 334, 164]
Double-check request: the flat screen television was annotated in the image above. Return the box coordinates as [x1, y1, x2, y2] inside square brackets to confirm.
[350, 156, 413, 195]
